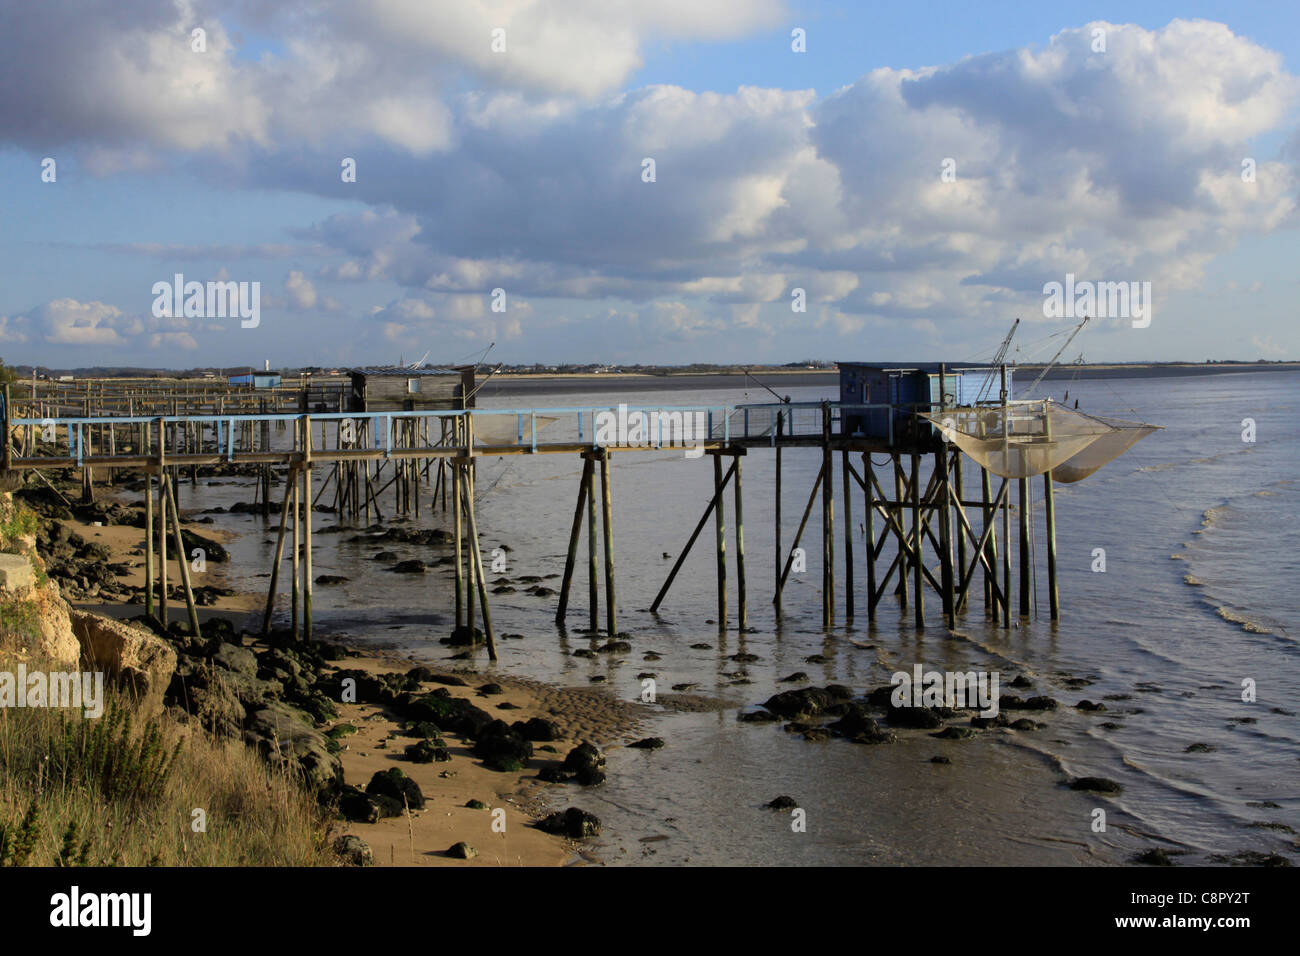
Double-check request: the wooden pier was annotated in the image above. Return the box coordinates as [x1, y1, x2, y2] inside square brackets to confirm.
[1, 380, 1064, 647]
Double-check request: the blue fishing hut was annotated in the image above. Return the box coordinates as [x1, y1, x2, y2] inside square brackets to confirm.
[836, 363, 1012, 443]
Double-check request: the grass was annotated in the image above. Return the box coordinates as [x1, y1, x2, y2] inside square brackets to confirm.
[0, 656, 339, 866]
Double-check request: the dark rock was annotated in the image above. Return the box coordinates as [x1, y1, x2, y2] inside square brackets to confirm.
[535, 807, 601, 839]
[778, 672, 809, 683]
[405, 740, 450, 763]
[333, 834, 373, 866]
[1010, 718, 1042, 731]
[447, 842, 477, 860]
[1076, 700, 1106, 712]
[1133, 848, 1175, 866]
[514, 717, 560, 742]
[931, 726, 976, 740]
[930, 755, 952, 764]
[766, 795, 798, 810]
[628, 737, 665, 750]
[390, 559, 427, 574]
[315, 575, 349, 585]
[1070, 776, 1123, 794]
[562, 741, 605, 785]
[738, 709, 781, 723]
[365, 767, 425, 809]
[885, 704, 943, 729]
[762, 687, 838, 719]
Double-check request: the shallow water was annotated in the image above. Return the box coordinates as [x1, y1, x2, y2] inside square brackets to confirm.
[173, 369, 1300, 865]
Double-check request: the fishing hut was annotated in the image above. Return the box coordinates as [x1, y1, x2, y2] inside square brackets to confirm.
[347, 366, 475, 413]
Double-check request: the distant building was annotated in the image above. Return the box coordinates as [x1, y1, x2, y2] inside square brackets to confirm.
[348, 366, 476, 413]
[229, 372, 282, 388]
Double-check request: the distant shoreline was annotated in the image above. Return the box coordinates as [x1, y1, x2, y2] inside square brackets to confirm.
[477, 362, 1299, 397]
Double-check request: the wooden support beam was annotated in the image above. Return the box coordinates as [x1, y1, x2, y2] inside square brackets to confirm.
[911, 453, 924, 628]
[460, 460, 498, 660]
[774, 466, 822, 601]
[165, 474, 202, 640]
[555, 457, 593, 623]
[262, 464, 298, 635]
[1018, 477, 1031, 617]
[1044, 470, 1060, 620]
[734, 451, 747, 633]
[599, 450, 617, 637]
[586, 455, 598, 632]
[651, 459, 737, 613]
[713, 452, 727, 631]
[841, 449, 853, 621]
[938, 448, 956, 627]
[452, 450, 464, 630]
[863, 453, 876, 622]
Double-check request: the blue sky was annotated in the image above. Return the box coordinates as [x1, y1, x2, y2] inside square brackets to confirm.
[1, 1, 1296, 370]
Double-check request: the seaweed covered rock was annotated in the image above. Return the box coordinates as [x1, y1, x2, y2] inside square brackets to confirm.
[365, 767, 425, 810]
[535, 807, 601, 839]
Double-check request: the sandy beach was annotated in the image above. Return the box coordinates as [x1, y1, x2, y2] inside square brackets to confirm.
[45, 477, 643, 866]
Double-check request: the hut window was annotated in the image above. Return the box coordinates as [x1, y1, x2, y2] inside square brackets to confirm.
[407, 378, 421, 394]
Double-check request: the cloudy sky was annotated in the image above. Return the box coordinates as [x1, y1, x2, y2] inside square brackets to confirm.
[1, 0, 1296, 370]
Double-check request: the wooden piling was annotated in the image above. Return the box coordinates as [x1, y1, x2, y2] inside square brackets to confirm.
[863, 453, 877, 622]
[263, 464, 297, 635]
[165, 474, 202, 639]
[599, 450, 617, 637]
[911, 453, 923, 627]
[733, 451, 747, 633]
[555, 457, 593, 624]
[586, 454, 598, 633]
[1044, 470, 1060, 621]
[712, 451, 727, 631]
[1018, 477, 1030, 617]
[841, 449, 853, 621]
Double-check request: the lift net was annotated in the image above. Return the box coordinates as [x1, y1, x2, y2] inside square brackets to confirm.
[920, 401, 1159, 482]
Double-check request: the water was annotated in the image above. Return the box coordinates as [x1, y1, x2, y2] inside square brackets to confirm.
[176, 369, 1300, 865]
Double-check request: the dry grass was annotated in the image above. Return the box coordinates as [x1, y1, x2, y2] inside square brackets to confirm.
[0, 656, 339, 866]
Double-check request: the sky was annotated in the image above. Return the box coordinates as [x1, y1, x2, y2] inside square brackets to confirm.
[0, 0, 1296, 371]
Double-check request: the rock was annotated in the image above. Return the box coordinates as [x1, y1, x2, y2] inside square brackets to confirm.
[628, 737, 665, 750]
[562, 741, 606, 785]
[931, 755, 952, 764]
[535, 807, 601, 839]
[465, 799, 488, 810]
[338, 786, 402, 822]
[244, 702, 342, 795]
[69, 610, 177, 718]
[333, 834, 373, 866]
[0, 552, 36, 592]
[169, 668, 245, 738]
[211, 642, 258, 676]
[1133, 848, 1174, 866]
[447, 842, 477, 860]
[477, 682, 504, 695]
[514, 717, 560, 742]
[1076, 699, 1106, 711]
[314, 575, 349, 585]
[1184, 742, 1215, 753]
[885, 703, 943, 729]
[762, 687, 838, 719]
[737, 709, 781, 723]
[472, 720, 533, 769]
[1021, 696, 1060, 711]
[767, 795, 798, 810]
[829, 703, 878, 737]
[405, 739, 450, 763]
[1069, 776, 1123, 794]
[1010, 718, 1042, 731]
[365, 767, 425, 810]
[777, 671, 809, 683]
[390, 559, 427, 574]
[931, 726, 976, 740]
[1009, 674, 1033, 688]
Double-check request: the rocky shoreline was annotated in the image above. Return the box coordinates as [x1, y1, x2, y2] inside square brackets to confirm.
[12, 469, 642, 866]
